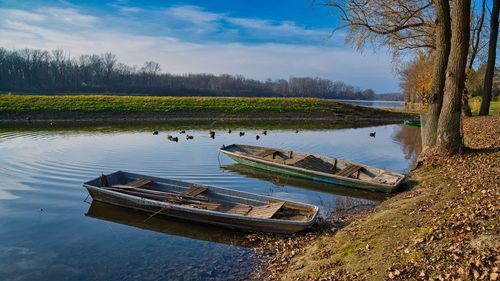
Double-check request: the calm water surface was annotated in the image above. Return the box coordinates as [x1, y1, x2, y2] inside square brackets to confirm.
[0, 122, 421, 281]
[333, 99, 405, 109]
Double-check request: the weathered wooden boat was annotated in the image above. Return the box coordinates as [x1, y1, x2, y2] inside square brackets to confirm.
[221, 164, 389, 202]
[83, 171, 319, 234]
[404, 119, 421, 127]
[219, 144, 406, 193]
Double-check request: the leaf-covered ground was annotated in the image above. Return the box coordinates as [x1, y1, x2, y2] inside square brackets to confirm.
[258, 115, 499, 280]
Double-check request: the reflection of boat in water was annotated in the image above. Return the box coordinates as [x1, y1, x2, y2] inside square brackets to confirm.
[86, 201, 254, 247]
[83, 171, 318, 233]
[221, 164, 388, 202]
[220, 144, 405, 193]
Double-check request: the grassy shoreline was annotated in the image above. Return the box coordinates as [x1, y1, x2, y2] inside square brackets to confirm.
[259, 115, 499, 280]
[0, 94, 414, 122]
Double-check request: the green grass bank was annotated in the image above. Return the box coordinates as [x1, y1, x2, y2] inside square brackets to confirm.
[0, 94, 412, 122]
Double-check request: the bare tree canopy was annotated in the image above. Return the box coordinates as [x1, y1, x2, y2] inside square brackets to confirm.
[324, 0, 435, 57]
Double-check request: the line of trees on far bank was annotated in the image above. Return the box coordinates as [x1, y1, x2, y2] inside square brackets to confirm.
[0, 47, 383, 100]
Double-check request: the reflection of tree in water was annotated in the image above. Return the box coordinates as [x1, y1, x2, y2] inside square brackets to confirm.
[392, 125, 422, 164]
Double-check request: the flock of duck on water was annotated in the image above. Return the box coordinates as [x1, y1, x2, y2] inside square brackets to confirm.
[152, 128, 377, 142]
[25, 115, 378, 141]
[153, 129, 299, 142]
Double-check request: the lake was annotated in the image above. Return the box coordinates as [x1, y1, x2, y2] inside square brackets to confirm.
[0, 122, 421, 280]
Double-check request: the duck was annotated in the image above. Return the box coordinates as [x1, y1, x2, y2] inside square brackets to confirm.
[262, 130, 267, 135]
[239, 132, 245, 137]
[295, 130, 299, 133]
[171, 136, 179, 142]
[179, 130, 186, 134]
[153, 131, 159, 135]
[369, 132, 376, 137]
[228, 129, 232, 134]
[167, 135, 173, 140]
[186, 135, 194, 140]
[208, 130, 215, 138]
[256, 135, 260, 140]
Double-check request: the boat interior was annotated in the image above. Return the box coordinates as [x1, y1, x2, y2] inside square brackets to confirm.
[87, 171, 316, 222]
[222, 144, 402, 186]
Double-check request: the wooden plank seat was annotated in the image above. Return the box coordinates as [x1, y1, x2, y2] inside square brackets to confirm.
[246, 201, 286, 219]
[372, 173, 400, 185]
[126, 178, 153, 188]
[255, 149, 280, 159]
[215, 204, 253, 215]
[336, 164, 363, 178]
[181, 184, 208, 198]
[290, 155, 336, 174]
[184, 201, 250, 215]
[112, 178, 153, 189]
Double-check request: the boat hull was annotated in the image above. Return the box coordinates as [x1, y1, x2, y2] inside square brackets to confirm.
[85, 185, 315, 234]
[224, 153, 395, 193]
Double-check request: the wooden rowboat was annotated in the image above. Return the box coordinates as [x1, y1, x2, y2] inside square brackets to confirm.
[404, 119, 421, 127]
[83, 171, 319, 234]
[219, 144, 405, 193]
[221, 164, 389, 202]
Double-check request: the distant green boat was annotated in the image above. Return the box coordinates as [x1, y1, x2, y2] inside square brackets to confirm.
[404, 119, 421, 127]
[219, 144, 406, 193]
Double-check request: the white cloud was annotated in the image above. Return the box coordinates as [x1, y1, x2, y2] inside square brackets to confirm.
[164, 5, 222, 33]
[107, 2, 144, 14]
[226, 18, 330, 38]
[0, 8, 47, 22]
[0, 6, 398, 92]
[165, 5, 222, 24]
[117, 6, 142, 14]
[163, 5, 333, 41]
[43, 7, 98, 27]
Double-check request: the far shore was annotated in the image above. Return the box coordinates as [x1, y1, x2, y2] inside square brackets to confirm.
[0, 94, 416, 123]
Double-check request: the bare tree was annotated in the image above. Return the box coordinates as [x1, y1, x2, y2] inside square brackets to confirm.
[324, 0, 475, 156]
[323, 0, 454, 155]
[436, 0, 470, 154]
[479, 0, 500, 115]
[324, 0, 434, 57]
[462, 0, 487, 116]
[103, 53, 118, 84]
[420, 0, 451, 153]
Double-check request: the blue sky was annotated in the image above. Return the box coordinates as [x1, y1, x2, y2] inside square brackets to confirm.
[0, 0, 399, 92]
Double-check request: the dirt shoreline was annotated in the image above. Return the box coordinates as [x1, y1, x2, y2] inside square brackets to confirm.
[253, 115, 499, 280]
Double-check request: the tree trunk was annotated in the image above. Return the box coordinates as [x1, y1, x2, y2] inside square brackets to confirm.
[463, 0, 486, 117]
[420, 0, 451, 156]
[479, 0, 499, 115]
[436, 0, 471, 154]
